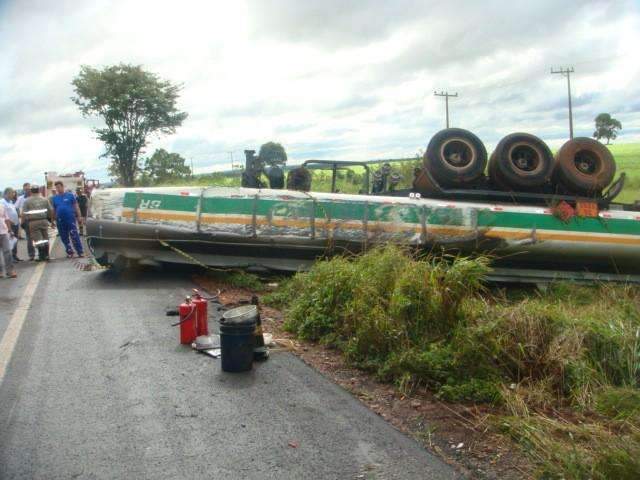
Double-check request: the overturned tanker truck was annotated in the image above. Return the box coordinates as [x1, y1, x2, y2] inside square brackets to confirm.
[87, 129, 640, 283]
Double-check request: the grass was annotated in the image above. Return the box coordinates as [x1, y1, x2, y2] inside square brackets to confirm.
[607, 144, 640, 203]
[267, 246, 640, 478]
[200, 269, 265, 291]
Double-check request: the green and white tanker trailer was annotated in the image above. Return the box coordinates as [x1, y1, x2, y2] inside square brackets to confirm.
[86, 129, 640, 283]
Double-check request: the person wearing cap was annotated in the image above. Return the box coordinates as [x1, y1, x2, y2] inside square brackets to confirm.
[15, 182, 35, 258]
[21, 185, 53, 262]
[51, 181, 84, 258]
[0, 199, 17, 278]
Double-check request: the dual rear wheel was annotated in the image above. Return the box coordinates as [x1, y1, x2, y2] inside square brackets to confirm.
[489, 132, 555, 191]
[424, 128, 487, 187]
[422, 128, 616, 195]
[553, 137, 616, 195]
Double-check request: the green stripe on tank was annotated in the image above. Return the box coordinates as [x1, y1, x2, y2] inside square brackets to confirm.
[126, 193, 458, 226]
[123, 192, 640, 236]
[477, 211, 639, 235]
[123, 192, 198, 211]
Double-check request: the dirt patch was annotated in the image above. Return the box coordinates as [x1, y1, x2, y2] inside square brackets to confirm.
[194, 275, 534, 479]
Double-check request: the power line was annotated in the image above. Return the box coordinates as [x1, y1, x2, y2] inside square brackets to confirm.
[551, 66, 575, 139]
[447, 53, 624, 103]
[434, 91, 458, 128]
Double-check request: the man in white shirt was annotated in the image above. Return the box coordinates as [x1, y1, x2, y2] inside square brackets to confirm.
[13, 182, 29, 212]
[14, 182, 35, 260]
[0, 201, 17, 278]
[2, 188, 20, 261]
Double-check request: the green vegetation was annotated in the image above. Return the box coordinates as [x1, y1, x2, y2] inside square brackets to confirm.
[268, 246, 640, 478]
[72, 64, 187, 186]
[139, 148, 191, 185]
[154, 172, 241, 188]
[204, 270, 264, 290]
[258, 141, 287, 166]
[153, 159, 421, 192]
[594, 113, 622, 145]
[306, 160, 420, 193]
[607, 143, 640, 203]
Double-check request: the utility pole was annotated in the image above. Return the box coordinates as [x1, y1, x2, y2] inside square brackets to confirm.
[190, 158, 194, 177]
[228, 151, 237, 170]
[434, 91, 458, 128]
[551, 67, 575, 139]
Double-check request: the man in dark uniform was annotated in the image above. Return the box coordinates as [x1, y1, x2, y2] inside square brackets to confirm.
[76, 188, 89, 235]
[15, 182, 35, 259]
[21, 185, 53, 261]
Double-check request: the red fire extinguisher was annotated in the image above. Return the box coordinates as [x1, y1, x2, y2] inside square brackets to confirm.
[177, 297, 197, 344]
[192, 289, 209, 336]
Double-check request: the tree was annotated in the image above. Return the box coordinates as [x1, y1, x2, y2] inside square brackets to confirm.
[143, 149, 191, 184]
[593, 113, 622, 145]
[258, 141, 287, 166]
[72, 64, 188, 186]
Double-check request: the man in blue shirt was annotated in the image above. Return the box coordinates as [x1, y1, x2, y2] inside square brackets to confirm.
[51, 181, 84, 258]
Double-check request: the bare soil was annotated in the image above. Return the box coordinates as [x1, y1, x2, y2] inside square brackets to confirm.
[194, 275, 535, 479]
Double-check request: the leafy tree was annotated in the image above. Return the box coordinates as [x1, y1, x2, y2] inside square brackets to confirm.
[258, 141, 287, 166]
[593, 113, 622, 145]
[72, 64, 188, 186]
[143, 149, 191, 184]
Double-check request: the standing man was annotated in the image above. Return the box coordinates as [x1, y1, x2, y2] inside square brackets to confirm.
[21, 185, 53, 262]
[51, 181, 84, 258]
[15, 182, 35, 259]
[0, 198, 17, 278]
[76, 188, 89, 235]
[1, 188, 20, 261]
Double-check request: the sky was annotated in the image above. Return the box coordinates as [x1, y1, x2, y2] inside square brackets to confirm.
[1, 0, 639, 187]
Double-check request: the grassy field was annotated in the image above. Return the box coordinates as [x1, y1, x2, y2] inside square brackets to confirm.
[607, 143, 640, 203]
[157, 143, 640, 202]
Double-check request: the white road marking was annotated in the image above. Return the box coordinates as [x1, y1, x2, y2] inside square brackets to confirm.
[0, 237, 56, 384]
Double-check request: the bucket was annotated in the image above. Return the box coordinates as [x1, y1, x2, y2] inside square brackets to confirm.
[220, 305, 257, 372]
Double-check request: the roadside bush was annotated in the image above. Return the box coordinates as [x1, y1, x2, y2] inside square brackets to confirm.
[283, 257, 355, 340]
[283, 245, 492, 398]
[594, 386, 640, 420]
[226, 271, 264, 290]
[377, 344, 457, 388]
[582, 316, 640, 388]
[500, 409, 640, 480]
[476, 301, 584, 397]
[275, 250, 640, 478]
[437, 379, 502, 403]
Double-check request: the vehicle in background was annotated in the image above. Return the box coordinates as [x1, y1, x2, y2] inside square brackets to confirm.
[44, 171, 100, 197]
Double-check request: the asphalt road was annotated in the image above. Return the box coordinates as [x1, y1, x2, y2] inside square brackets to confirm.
[0, 238, 460, 480]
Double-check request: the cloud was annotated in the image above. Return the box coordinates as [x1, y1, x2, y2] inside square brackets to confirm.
[1, 0, 639, 187]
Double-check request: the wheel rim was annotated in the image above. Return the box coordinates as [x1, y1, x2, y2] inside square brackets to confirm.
[440, 139, 475, 170]
[508, 144, 542, 175]
[574, 150, 601, 176]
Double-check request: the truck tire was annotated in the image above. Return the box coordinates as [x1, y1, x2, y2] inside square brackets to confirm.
[286, 167, 312, 192]
[554, 137, 616, 195]
[489, 133, 555, 191]
[424, 128, 487, 187]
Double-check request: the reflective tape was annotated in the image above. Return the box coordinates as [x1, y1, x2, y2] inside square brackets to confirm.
[33, 239, 49, 246]
[25, 209, 48, 215]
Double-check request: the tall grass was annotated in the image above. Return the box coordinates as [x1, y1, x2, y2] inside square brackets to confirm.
[270, 248, 640, 477]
